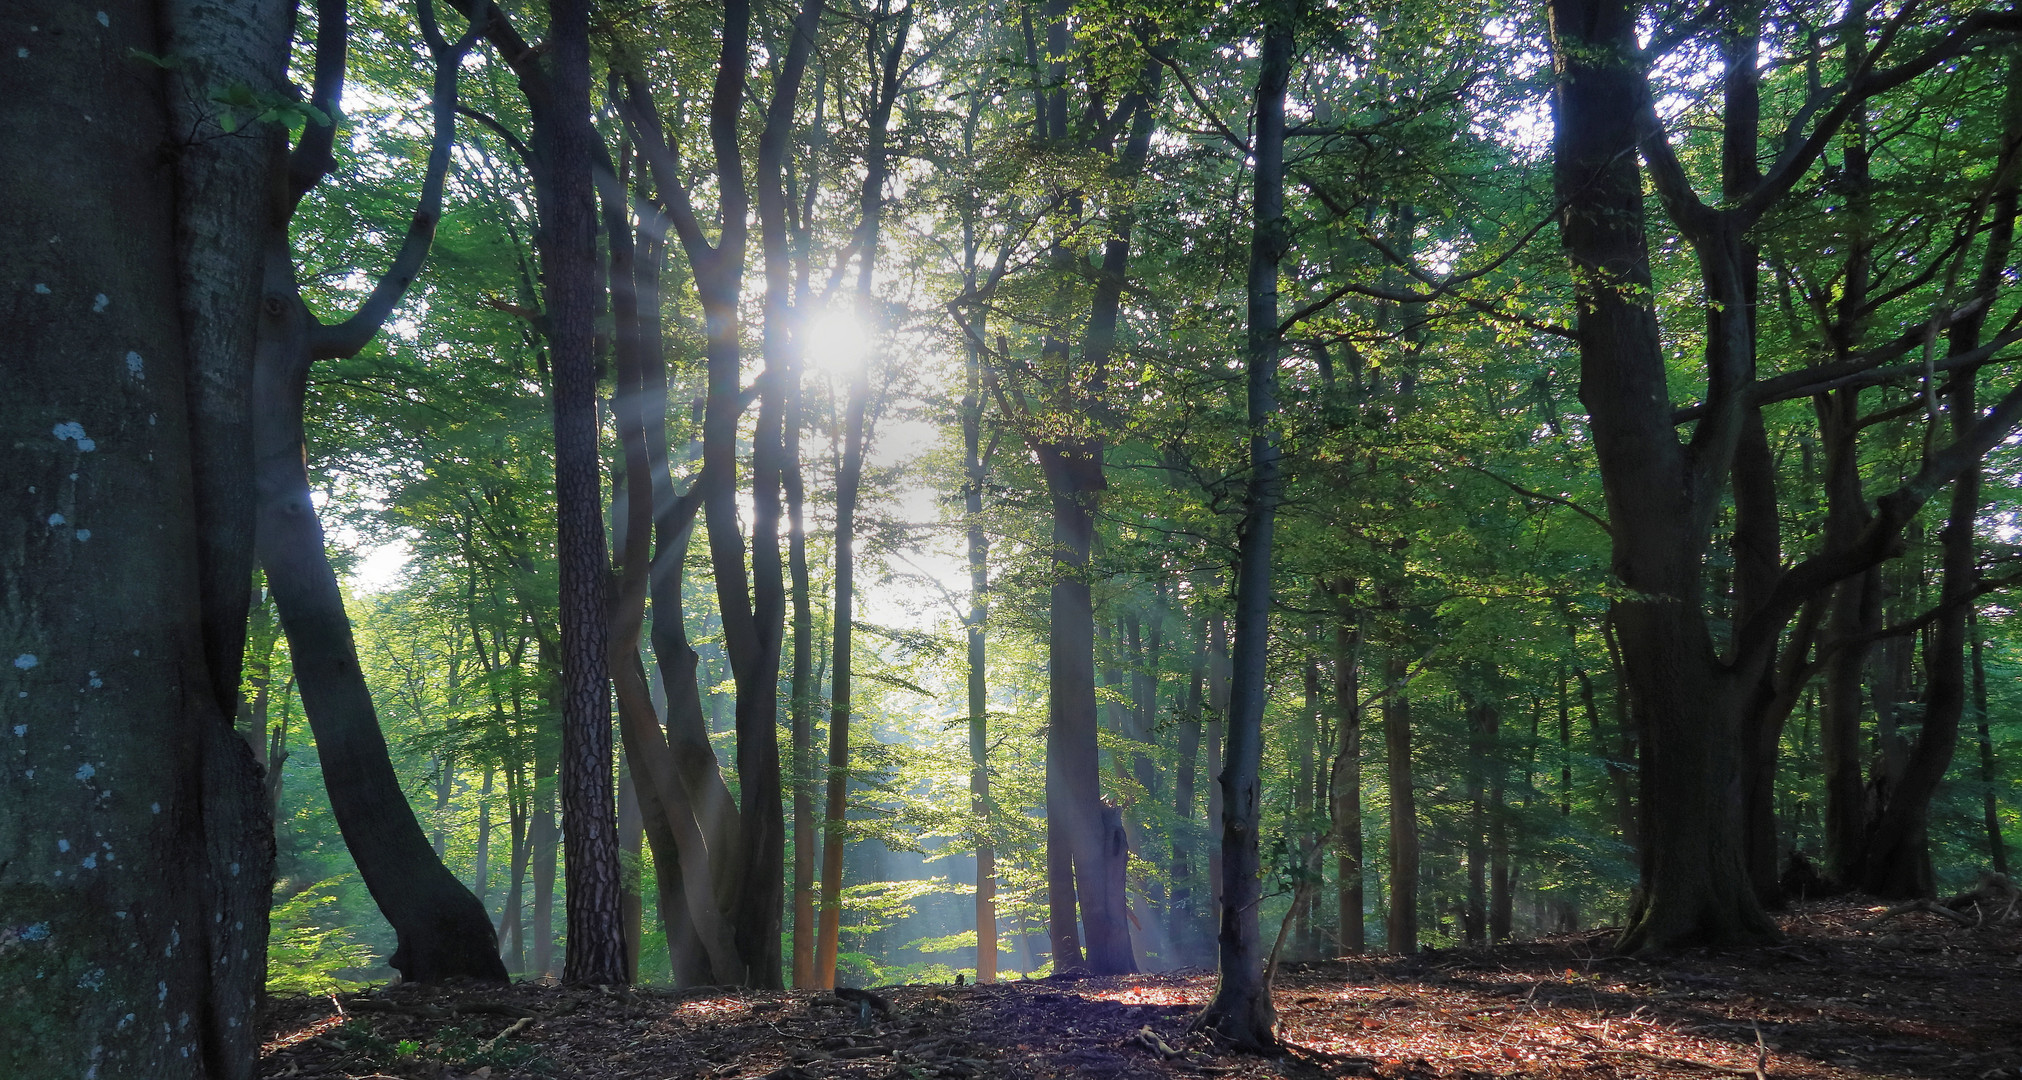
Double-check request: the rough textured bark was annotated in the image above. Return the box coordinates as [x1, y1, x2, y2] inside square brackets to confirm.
[1196, 6, 1290, 1048]
[2, 6, 273, 1072]
[535, 0, 626, 987]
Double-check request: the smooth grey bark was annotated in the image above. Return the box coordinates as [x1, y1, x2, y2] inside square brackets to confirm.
[1196, 2, 1291, 1049]
[2, 4, 272, 1073]
[1330, 590, 1365, 954]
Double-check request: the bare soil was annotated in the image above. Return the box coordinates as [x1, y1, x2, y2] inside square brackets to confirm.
[259, 899, 2022, 1080]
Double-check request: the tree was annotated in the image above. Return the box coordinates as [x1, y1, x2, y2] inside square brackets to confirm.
[3, 1, 279, 1073]
[1196, 0, 1293, 1050]
[254, 0, 508, 983]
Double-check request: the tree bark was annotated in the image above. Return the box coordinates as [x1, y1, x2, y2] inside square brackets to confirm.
[1547, 0, 1778, 953]
[1330, 590, 1365, 954]
[260, 0, 527, 985]
[2, 5, 275, 1070]
[1196, 4, 1290, 1048]
[1973, 611, 2009, 875]
[1384, 650, 1418, 955]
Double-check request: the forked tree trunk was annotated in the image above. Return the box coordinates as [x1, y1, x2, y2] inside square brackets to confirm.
[252, 0, 507, 985]
[1547, 0, 1778, 953]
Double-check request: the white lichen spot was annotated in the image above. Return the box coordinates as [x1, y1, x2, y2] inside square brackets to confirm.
[125, 351, 144, 379]
[47, 513, 64, 526]
[92, 293, 108, 312]
[177, 1012, 189, 1031]
[12, 724, 24, 736]
[114, 911, 126, 919]
[229, 862, 240, 876]
[150, 802, 160, 814]
[77, 968, 103, 990]
[117, 1013, 134, 1029]
[33, 282, 49, 293]
[157, 981, 168, 1003]
[24, 768, 33, 778]
[75, 762, 95, 781]
[95, 10, 108, 25]
[52, 422, 95, 452]
[15, 654, 38, 669]
[75, 530, 90, 541]
[87, 673, 101, 689]
[57, 838, 69, 852]
[15, 46, 25, 57]
[81, 853, 96, 869]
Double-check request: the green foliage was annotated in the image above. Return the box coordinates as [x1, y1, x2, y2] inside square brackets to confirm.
[266, 877, 378, 995]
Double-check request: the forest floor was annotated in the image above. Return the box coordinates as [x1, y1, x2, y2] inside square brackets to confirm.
[259, 899, 2022, 1080]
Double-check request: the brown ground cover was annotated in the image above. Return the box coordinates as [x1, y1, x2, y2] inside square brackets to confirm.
[259, 900, 2021, 1080]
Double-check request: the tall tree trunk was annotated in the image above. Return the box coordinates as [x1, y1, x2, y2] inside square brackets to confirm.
[536, 0, 626, 987]
[1297, 653, 1320, 955]
[1547, 0, 1776, 952]
[1973, 611, 2009, 875]
[1206, 608, 1229, 923]
[1465, 690, 1490, 946]
[1384, 650, 1418, 955]
[1171, 620, 1206, 957]
[814, 2, 907, 988]
[1196, 5, 1290, 1047]
[1330, 590, 1365, 954]
[604, 167, 746, 988]
[532, 738, 560, 977]
[964, 156, 999, 983]
[618, 752, 643, 982]
[1857, 50, 2018, 896]
[478, 764, 497, 922]
[3, 4, 278, 1068]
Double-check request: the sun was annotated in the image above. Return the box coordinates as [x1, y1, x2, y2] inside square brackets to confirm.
[805, 307, 870, 375]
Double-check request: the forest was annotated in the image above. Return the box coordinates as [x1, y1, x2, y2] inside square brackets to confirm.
[6, 0, 2022, 1075]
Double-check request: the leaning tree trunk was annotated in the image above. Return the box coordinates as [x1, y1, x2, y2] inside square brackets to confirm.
[253, 0, 507, 984]
[1195, 4, 1291, 1049]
